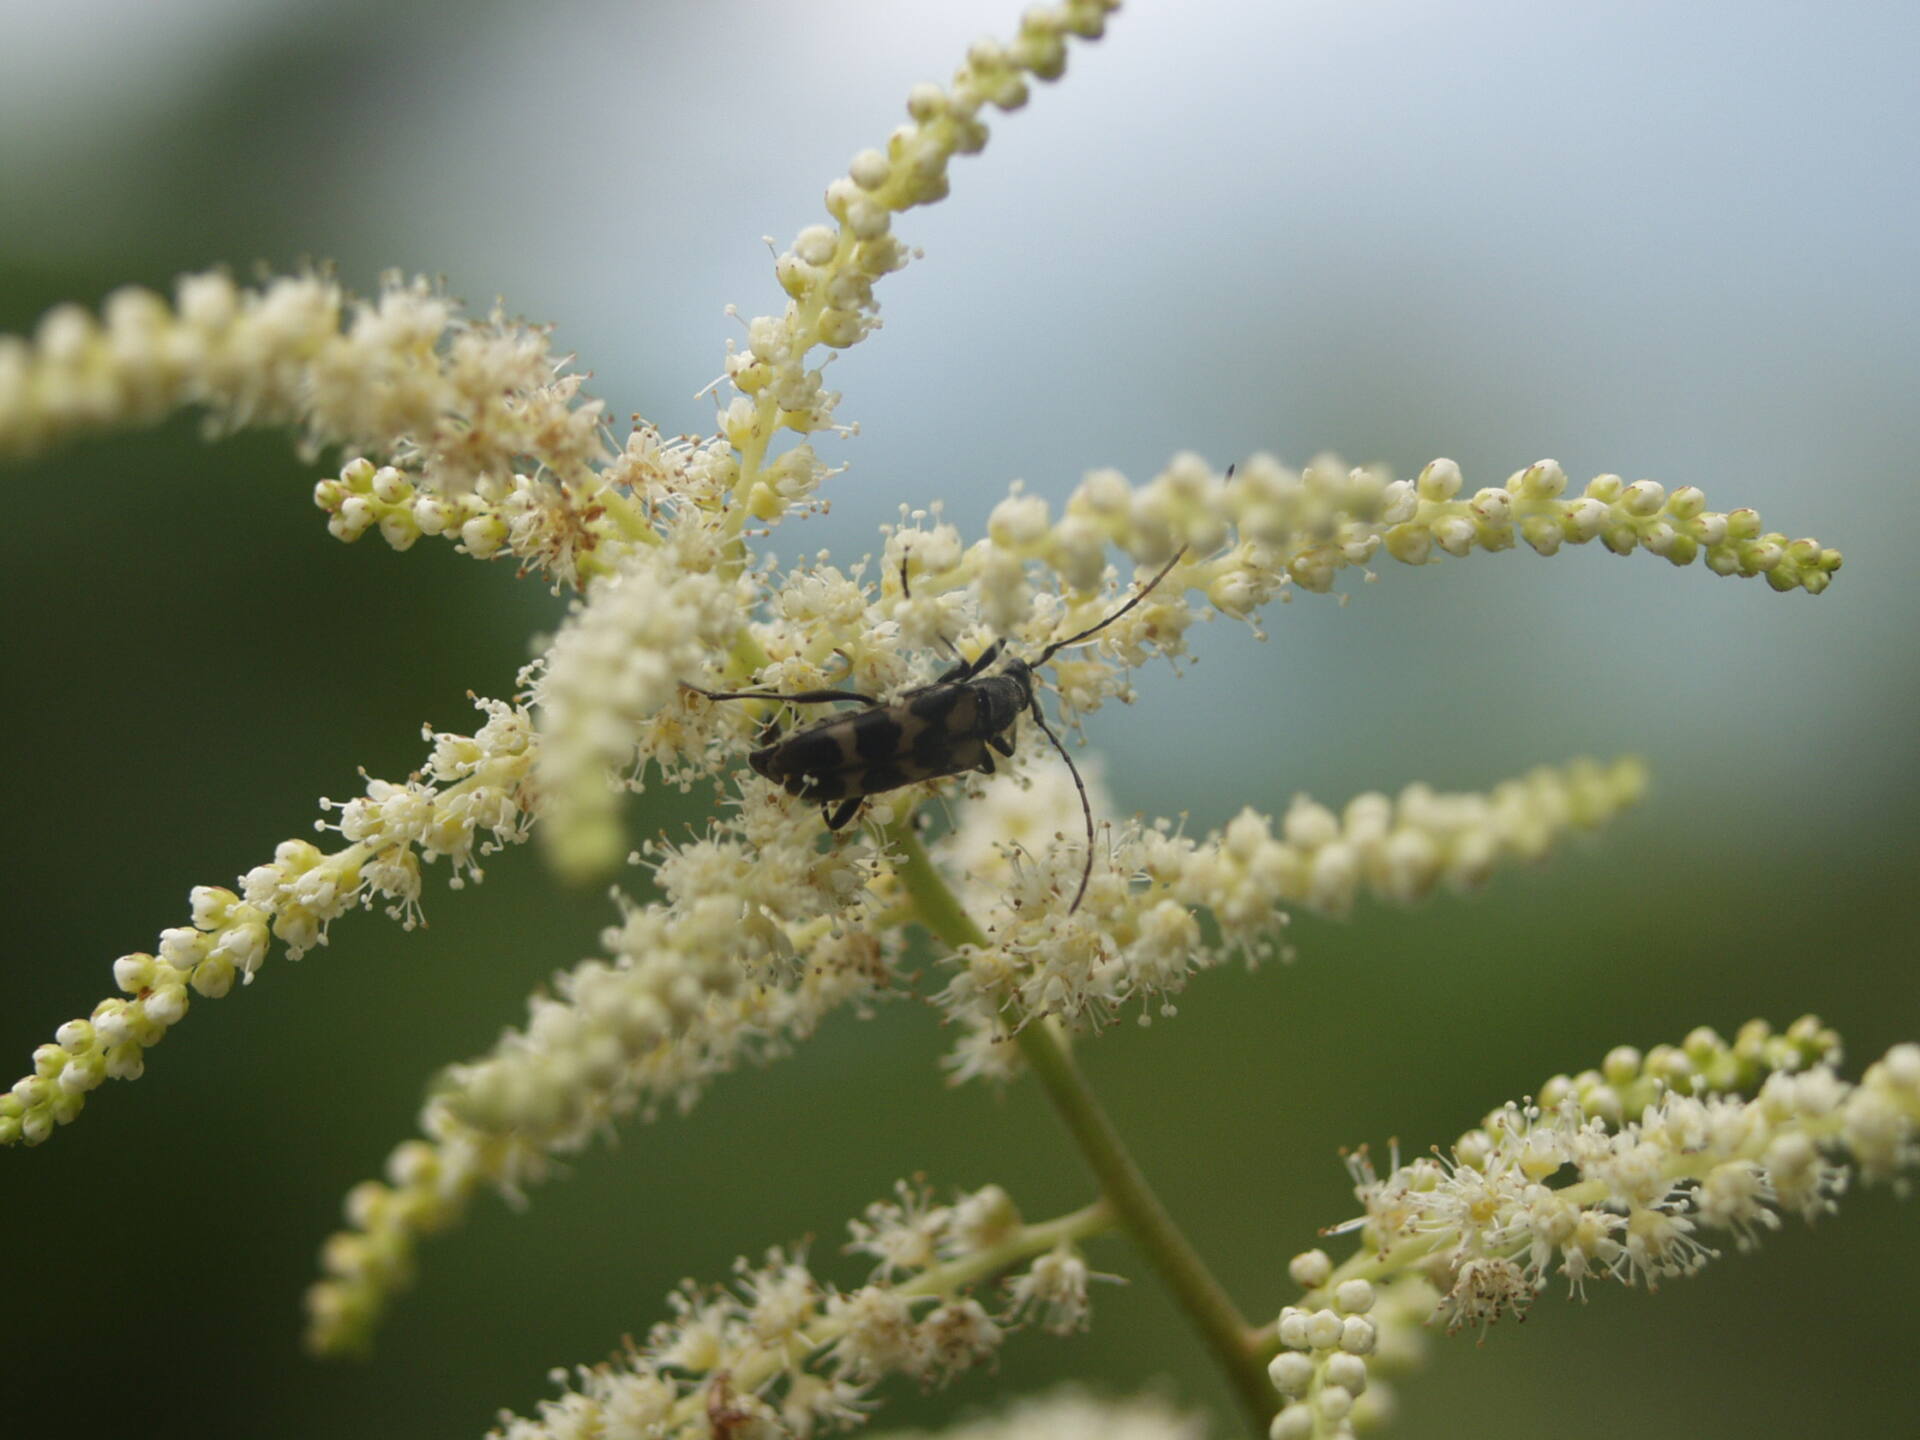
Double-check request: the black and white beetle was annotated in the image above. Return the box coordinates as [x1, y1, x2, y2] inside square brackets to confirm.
[684, 547, 1186, 912]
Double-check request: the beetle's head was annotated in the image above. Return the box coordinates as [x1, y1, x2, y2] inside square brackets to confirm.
[998, 654, 1035, 702]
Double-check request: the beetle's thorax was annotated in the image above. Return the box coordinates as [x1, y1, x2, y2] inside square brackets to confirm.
[969, 657, 1034, 733]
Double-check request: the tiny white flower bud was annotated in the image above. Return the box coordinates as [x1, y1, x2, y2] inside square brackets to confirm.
[1417, 458, 1462, 501]
[141, 984, 189, 1028]
[1316, 1384, 1354, 1421]
[190, 954, 237, 998]
[12, 1075, 51, 1109]
[1276, 1307, 1312, 1350]
[113, 954, 156, 994]
[989, 491, 1051, 547]
[1385, 523, 1432, 565]
[906, 82, 946, 121]
[189, 886, 237, 931]
[56, 1053, 106, 1094]
[176, 270, 238, 328]
[1521, 514, 1563, 555]
[1078, 467, 1131, 513]
[849, 148, 891, 190]
[1225, 809, 1272, 861]
[1564, 498, 1609, 540]
[412, 497, 451, 535]
[1470, 487, 1512, 525]
[794, 225, 838, 266]
[378, 509, 421, 551]
[1431, 514, 1476, 557]
[1288, 1249, 1333, 1289]
[1338, 1314, 1377, 1354]
[1621, 480, 1666, 515]
[334, 495, 375, 541]
[1271, 1349, 1317, 1396]
[1325, 1351, 1369, 1395]
[1282, 799, 1338, 850]
[370, 466, 411, 504]
[1667, 484, 1706, 519]
[1602, 1046, 1642, 1084]
[460, 514, 508, 558]
[1513, 458, 1567, 497]
[1306, 1308, 1344, 1351]
[157, 927, 208, 969]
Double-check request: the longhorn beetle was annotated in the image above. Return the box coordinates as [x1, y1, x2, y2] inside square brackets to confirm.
[684, 547, 1187, 913]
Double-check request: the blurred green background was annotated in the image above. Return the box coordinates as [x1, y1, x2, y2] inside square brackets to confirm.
[3, 2, 1916, 1436]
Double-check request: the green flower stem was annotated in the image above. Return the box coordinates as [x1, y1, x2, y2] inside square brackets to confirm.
[887, 817, 1277, 1435]
[594, 484, 657, 545]
[897, 1196, 1118, 1301]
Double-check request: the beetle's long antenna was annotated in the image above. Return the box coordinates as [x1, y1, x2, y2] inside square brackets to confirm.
[1026, 701, 1097, 913]
[903, 545, 963, 661]
[1035, 546, 1188, 667]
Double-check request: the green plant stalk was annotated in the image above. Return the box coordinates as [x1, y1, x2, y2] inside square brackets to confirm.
[887, 817, 1277, 1434]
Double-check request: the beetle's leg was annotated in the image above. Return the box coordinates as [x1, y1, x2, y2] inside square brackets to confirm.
[901, 549, 973, 665]
[824, 797, 864, 830]
[987, 732, 1015, 758]
[975, 749, 997, 776]
[681, 682, 879, 707]
[936, 638, 1003, 685]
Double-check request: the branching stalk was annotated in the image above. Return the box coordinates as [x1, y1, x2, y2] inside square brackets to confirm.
[887, 816, 1277, 1434]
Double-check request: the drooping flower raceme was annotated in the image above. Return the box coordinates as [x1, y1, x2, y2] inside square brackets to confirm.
[1263, 1018, 1917, 1439]
[484, 1180, 1114, 1440]
[2, 697, 536, 1148]
[931, 748, 1647, 1082]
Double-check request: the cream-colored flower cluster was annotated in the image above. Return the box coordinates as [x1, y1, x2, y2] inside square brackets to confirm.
[1264, 1020, 1920, 1439]
[958, 454, 1843, 644]
[0, 271, 607, 485]
[933, 753, 1647, 1077]
[1521, 1014, 1841, 1134]
[725, 0, 1122, 460]
[306, 926, 886, 1353]
[1391, 458, 1842, 594]
[1264, 1258, 1435, 1440]
[308, 732, 1650, 1343]
[0, 697, 534, 1148]
[1266, 1271, 1384, 1440]
[306, 785, 898, 1353]
[486, 1182, 1113, 1440]
[315, 425, 753, 589]
[532, 546, 753, 879]
[437, 837, 894, 1150]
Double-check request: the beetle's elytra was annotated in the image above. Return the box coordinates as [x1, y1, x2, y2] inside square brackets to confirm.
[687, 548, 1185, 912]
